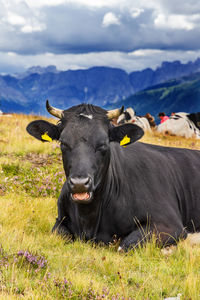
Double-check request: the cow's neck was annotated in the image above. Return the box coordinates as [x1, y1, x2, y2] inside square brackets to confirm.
[74, 145, 125, 240]
[75, 196, 102, 240]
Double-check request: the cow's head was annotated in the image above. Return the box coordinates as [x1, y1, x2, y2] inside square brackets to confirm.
[117, 107, 135, 125]
[27, 101, 144, 204]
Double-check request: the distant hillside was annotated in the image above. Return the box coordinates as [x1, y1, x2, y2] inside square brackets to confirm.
[0, 67, 133, 115]
[110, 72, 200, 122]
[129, 58, 200, 92]
[0, 58, 200, 115]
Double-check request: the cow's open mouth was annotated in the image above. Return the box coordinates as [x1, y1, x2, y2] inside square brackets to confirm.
[71, 192, 93, 203]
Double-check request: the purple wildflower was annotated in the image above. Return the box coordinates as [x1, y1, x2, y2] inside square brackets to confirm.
[17, 250, 47, 271]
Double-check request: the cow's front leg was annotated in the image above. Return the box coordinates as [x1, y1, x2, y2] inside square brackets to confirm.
[119, 224, 187, 251]
[52, 217, 72, 239]
[119, 228, 152, 251]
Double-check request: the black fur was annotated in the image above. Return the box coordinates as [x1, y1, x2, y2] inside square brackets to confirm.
[187, 112, 200, 129]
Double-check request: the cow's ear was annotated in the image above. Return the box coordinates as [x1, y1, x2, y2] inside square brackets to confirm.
[26, 120, 60, 142]
[109, 123, 144, 146]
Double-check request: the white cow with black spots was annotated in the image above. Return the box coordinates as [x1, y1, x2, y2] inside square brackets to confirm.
[117, 107, 152, 131]
[157, 112, 200, 139]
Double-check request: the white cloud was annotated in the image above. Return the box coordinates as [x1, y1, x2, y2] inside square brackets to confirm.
[0, 0, 200, 73]
[102, 12, 121, 27]
[154, 13, 200, 30]
[21, 23, 46, 33]
[158, 0, 200, 15]
[1, 49, 200, 75]
[23, 0, 141, 9]
[7, 52, 17, 56]
[130, 8, 144, 18]
[18, 0, 66, 8]
[0, 1, 46, 34]
[5, 12, 26, 26]
[129, 49, 163, 57]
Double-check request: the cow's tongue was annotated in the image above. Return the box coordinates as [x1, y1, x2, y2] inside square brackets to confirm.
[73, 192, 90, 200]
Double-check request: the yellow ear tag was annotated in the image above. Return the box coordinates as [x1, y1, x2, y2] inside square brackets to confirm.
[120, 135, 131, 147]
[41, 132, 52, 142]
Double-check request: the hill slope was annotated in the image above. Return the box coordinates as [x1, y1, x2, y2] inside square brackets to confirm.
[111, 72, 200, 119]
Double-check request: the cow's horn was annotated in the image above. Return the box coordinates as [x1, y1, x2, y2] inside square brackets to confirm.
[46, 100, 63, 118]
[107, 106, 124, 120]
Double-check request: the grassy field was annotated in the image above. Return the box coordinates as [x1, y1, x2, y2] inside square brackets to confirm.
[0, 114, 200, 299]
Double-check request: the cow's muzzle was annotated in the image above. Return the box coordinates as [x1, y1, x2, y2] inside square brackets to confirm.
[68, 176, 93, 203]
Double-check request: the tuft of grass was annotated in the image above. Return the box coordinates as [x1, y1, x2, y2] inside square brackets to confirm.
[2, 163, 20, 176]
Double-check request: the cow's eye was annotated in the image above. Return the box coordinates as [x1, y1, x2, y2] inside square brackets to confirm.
[60, 142, 71, 152]
[96, 144, 108, 153]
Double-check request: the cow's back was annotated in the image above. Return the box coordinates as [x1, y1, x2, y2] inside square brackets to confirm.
[105, 142, 200, 233]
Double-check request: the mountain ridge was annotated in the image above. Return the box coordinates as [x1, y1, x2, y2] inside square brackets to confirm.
[0, 58, 200, 115]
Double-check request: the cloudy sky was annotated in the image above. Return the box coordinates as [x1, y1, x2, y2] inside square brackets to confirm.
[1, 0, 200, 74]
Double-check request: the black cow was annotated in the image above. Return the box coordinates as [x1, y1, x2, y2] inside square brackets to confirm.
[26, 101, 200, 251]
